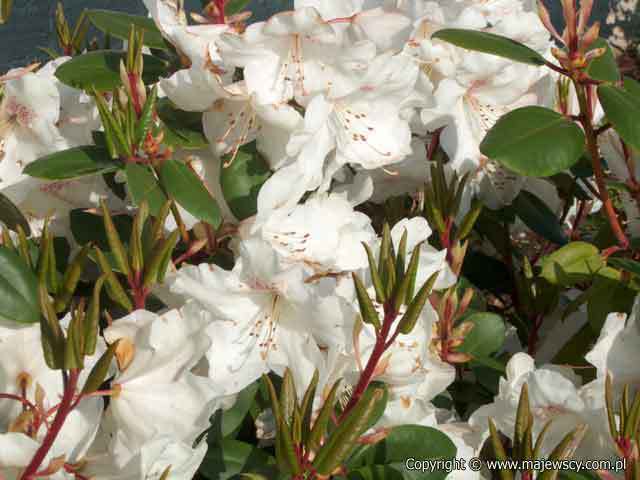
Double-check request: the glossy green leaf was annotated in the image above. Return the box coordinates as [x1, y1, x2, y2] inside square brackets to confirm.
[587, 277, 636, 331]
[480, 106, 585, 177]
[0, 247, 40, 324]
[125, 163, 168, 216]
[0, 192, 30, 235]
[540, 242, 603, 286]
[432, 29, 546, 66]
[23, 146, 119, 180]
[349, 425, 457, 480]
[158, 160, 222, 228]
[55, 50, 168, 91]
[156, 98, 209, 149]
[513, 190, 568, 245]
[598, 84, 640, 151]
[220, 142, 272, 220]
[199, 439, 277, 480]
[457, 312, 506, 358]
[586, 38, 620, 83]
[87, 10, 167, 50]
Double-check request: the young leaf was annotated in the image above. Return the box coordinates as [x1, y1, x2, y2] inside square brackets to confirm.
[585, 38, 620, 83]
[480, 106, 585, 178]
[456, 312, 505, 359]
[540, 242, 603, 285]
[432, 29, 546, 66]
[598, 84, 640, 151]
[158, 160, 222, 228]
[23, 146, 119, 180]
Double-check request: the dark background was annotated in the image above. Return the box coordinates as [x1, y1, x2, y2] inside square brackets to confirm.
[0, 0, 627, 72]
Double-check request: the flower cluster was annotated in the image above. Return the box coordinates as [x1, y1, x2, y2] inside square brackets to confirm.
[1, 0, 640, 479]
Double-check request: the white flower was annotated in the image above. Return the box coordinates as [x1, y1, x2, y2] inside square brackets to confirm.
[253, 190, 376, 273]
[0, 324, 103, 464]
[469, 353, 614, 460]
[104, 307, 221, 452]
[585, 296, 640, 393]
[82, 434, 207, 480]
[163, 237, 340, 397]
[217, 7, 373, 106]
[0, 432, 67, 480]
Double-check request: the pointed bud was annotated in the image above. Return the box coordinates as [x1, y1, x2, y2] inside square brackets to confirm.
[64, 306, 85, 370]
[394, 243, 421, 312]
[101, 199, 130, 277]
[84, 274, 106, 356]
[143, 229, 179, 289]
[308, 379, 342, 453]
[94, 246, 133, 312]
[39, 284, 65, 370]
[55, 244, 91, 312]
[362, 242, 386, 303]
[397, 272, 439, 334]
[537, 0, 564, 44]
[352, 273, 381, 330]
[81, 340, 119, 395]
[579, 22, 600, 54]
[456, 199, 483, 241]
[577, 0, 594, 34]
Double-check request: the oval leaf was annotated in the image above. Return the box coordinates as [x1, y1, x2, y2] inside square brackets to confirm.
[23, 146, 119, 180]
[159, 159, 222, 228]
[349, 425, 456, 480]
[432, 29, 546, 66]
[480, 106, 585, 177]
[598, 84, 640, 151]
[87, 10, 167, 50]
[0, 247, 40, 324]
[513, 190, 568, 245]
[541, 241, 603, 285]
[157, 99, 208, 150]
[125, 163, 168, 216]
[199, 439, 277, 480]
[457, 312, 506, 358]
[0, 192, 30, 235]
[586, 38, 620, 83]
[55, 50, 168, 91]
[220, 142, 272, 221]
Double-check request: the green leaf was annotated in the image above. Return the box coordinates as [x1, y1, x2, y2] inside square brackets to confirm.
[199, 439, 277, 480]
[540, 242, 603, 285]
[585, 38, 620, 83]
[513, 190, 568, 245]
[220, 142, 272, 220]
[345, 466, 405, 480]
[480, 106, 585, 177]
[23, 146, 119, 180]
[87, 10, 168, 50]
[0, 192, 30, 235]
[431, 29, 546, 66]
[457, 312, 506, 359]
[208, 381, 260, 442]
[225, 0, 251, 15]
[623, 77, 640, 99]
[349, 425, 457, 480]
[587, 276, 635, 331]
[609, 258, 640, 278]
[158, 160, 222, 228]
[70, 209, 133, 254]
[156, 98, 209, 149]
[125, 163, 168, 216]
[598, 84, 640, 151]
[55, 50, 168, 91]
[0, 247, 40, 324]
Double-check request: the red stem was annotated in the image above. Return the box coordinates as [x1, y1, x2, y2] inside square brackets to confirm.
[339, 305, 397, 421]
[21, 370, 80, 480]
